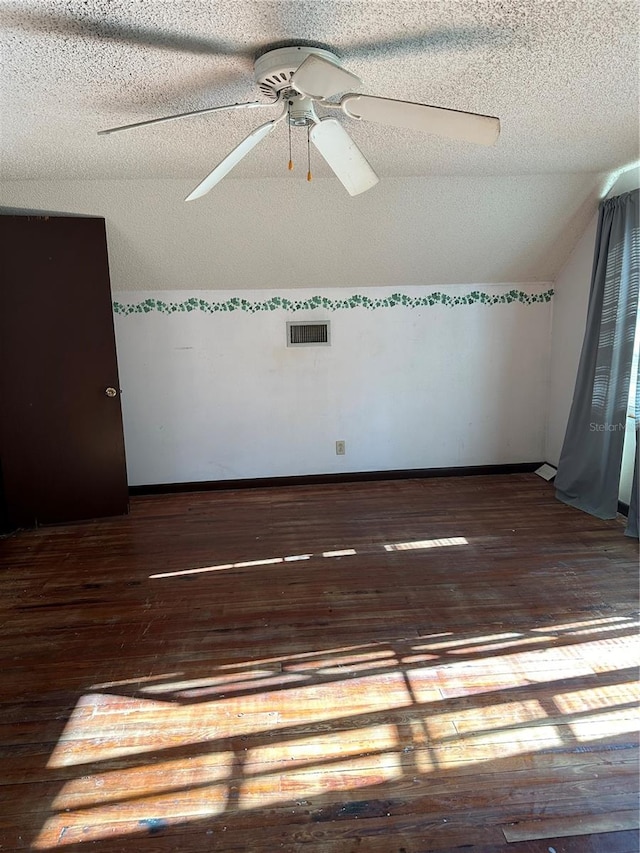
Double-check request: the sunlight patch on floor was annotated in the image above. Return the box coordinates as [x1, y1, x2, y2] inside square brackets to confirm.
[149, 546, 359, 580]
[285, 647, 397, 674]
[140, 670, 283, 694]
[89, 672, 183, 690]
[417, 723, 565, 772]
[384, 536, 468, 551]
[241, 752, 402, 811]
[51, 752, 233, 812]
[449, 634, 558, 654]
[243, 723, 399, 773]
[47, 673, 413, 770]
[569, 708, 640, 741]
[447, 698, 551, 735]
[34, 781, 229, 848]
[322, 548, 357, 557]
[34, 626, 639, 849]
[533, 616, 634, 633]
[46, 692, 278, 768]
[140, 670, 308, 700]
[149, 534, 470, 580]
[554, 681, 640, 715]
[414, 632, 522, 651]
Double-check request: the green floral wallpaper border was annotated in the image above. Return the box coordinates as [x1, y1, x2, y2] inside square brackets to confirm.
[113, 288, 553, 315]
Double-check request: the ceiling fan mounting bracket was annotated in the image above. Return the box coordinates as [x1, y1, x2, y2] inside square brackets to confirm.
[254, 45, 342, 98]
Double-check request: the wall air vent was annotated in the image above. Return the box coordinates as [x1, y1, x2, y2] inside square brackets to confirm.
[286, 321, 331, 347]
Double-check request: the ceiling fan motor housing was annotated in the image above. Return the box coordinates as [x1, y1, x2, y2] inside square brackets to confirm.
[254, 45, 343, 99]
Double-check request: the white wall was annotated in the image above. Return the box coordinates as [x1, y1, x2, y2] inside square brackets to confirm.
[114, 286, 552, 485]
[545, 215, 597, 465]
[0, 178, 556, 485]
[0, 176, 598, 291]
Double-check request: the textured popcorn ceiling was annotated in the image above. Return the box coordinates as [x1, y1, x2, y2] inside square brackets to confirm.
[1, 0, 638, 181]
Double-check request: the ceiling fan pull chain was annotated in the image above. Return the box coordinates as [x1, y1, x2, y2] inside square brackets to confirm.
[307, 124, 312, 182]
[288, 103, 294, 171]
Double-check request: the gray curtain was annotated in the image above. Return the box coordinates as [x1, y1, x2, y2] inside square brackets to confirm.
[627, 446, 639, 538]
[555, 189, 639, 534]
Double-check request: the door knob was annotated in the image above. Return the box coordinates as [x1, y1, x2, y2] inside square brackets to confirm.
[105, 387, 117, 398]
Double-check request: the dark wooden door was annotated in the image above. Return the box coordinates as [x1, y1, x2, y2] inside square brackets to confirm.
[0, 215, 128, 527]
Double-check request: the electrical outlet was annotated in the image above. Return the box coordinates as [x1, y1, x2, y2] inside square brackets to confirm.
[336, 440, 346, 455]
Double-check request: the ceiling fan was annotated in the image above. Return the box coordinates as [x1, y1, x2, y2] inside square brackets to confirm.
[99, 45, 500, 200]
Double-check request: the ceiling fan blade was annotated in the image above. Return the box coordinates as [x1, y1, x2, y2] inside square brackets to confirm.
[310, 118, 378, 197]
[340, 27, 511, 59]
[98, 101, 274, 136]
[342, 95, 500, 146]
[185, 120, 278, 202]
[0, 5, 244, 57]
[291, 54, 361, 99]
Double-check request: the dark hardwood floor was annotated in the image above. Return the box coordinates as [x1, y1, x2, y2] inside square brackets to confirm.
[0, 474, 638, 852]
